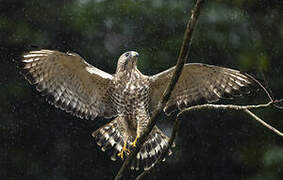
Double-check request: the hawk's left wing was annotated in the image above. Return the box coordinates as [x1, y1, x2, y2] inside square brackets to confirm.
[21, 49, 116, 120]
[149, 63, 255, 115]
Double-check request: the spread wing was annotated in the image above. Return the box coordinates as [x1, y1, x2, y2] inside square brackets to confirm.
[21, 49, 116, 120]
[149, 63, 255, 115]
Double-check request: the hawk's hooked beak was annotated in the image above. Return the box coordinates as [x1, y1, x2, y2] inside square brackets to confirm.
[131, 51, 139, 59]
[129, 51, 139, 69]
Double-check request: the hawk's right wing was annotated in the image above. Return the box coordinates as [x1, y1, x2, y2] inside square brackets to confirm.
[21, 50, 116, 120]
[149, 63, 255, 115]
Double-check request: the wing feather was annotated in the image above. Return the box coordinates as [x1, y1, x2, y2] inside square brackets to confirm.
[149, 63, 255, 115]
[21, 49, 116, 120]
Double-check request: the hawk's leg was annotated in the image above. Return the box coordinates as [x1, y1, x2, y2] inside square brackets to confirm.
[131, 135, 140, 147]
[117, 136, 130, 159]
[131, 115, 148, 147]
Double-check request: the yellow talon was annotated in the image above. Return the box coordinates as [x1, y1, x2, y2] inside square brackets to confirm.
[131, 136, 139, 147]
[117, 141, 130, 159]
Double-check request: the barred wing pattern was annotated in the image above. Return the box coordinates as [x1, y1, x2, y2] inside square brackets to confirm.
[150, 63, 254, 115]
[21, 50, 116, 120]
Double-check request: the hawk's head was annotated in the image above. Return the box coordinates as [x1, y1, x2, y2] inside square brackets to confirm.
[116, 51, 139, 73]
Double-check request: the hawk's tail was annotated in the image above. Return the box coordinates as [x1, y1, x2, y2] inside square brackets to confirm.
[92, 118, 173, 171]
[131, 126, 174, 171]
[92, 117, 124, 161]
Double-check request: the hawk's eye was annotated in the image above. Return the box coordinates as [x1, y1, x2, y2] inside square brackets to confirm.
[125, 52, 130, 57]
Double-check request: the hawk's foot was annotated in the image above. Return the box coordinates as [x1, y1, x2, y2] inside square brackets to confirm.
[131, 135, 139, 147]
[117, 141, 130, 159]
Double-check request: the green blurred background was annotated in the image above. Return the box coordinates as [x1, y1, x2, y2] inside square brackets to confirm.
[0, 0, 283, 179]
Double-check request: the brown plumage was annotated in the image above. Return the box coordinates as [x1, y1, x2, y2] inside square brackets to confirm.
[21, 49, 254, 170]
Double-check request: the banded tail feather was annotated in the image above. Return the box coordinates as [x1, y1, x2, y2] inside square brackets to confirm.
[92, 118, 124, 161]
[92, 117, 173, 171]
[130, 127, 174, 171]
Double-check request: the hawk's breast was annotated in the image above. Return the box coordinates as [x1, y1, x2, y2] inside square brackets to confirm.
[110, 71, 150, 117]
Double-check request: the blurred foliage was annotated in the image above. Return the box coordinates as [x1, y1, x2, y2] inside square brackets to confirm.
[0, 0, 283, 179]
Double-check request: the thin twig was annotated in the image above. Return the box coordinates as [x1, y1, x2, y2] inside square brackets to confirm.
[179, 102, 272, 111]
[243, 109, 283, 137]
[245, 74, 283, 109]
[177, 102, 283, 137]
[114, 1, 205, 179]
[245, 73, 273, 101]
[273, 98, 283, 109]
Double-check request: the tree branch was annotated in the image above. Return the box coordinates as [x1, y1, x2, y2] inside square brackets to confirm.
[243, 109, 283, 136]
[175, 101, 283, 137]
[114, 0, 205, 179]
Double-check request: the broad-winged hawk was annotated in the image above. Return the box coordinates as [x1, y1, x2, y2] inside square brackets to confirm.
[21, 50, 254, 170]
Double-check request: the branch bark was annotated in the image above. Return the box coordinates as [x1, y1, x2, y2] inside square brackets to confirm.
[114, 0, 205, 179]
